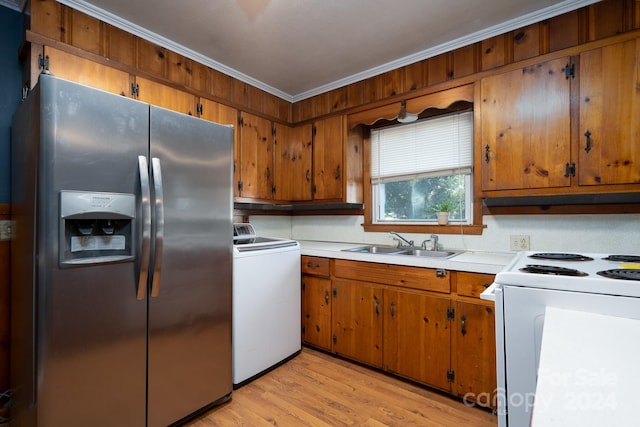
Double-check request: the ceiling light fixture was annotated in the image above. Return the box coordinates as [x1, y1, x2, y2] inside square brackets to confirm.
[397, 99, 418, 123]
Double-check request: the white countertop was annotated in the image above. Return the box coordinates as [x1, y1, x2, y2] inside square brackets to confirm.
[298, 240, 515, 275]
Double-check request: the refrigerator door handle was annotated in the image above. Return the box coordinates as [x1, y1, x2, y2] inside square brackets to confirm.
[137, 155, 152, 300]
[150, 157, 164, 297]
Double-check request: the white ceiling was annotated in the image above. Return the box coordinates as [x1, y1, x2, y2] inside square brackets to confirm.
[3, 0, 600, 101]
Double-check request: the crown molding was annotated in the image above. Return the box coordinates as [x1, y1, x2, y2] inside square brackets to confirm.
[57, 0, 293, 101]
[292, 0, 601, 102]
[0, 0, 26, 12]
[56, 0, 600, 103]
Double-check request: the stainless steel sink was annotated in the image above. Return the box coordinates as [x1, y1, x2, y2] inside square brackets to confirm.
[343, 245, 462, 259]
[342, 245, 407, 254]
[396, 249, 461, 258]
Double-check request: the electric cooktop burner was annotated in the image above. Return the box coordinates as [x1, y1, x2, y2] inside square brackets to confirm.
[597, 269, 640, 281]
[529, 252, 594, 261]
[520, 264, 589, 277]
[602, 255, 640, 263]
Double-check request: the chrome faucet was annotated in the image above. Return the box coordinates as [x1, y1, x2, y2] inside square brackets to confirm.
[390, 232, 414, 248]
[421, 234, 439, 251]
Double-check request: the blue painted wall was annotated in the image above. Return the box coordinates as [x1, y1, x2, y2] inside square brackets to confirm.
[0, 6, 24, 203]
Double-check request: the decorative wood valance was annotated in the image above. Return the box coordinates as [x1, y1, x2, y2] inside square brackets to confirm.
[347, 84, 474, 128]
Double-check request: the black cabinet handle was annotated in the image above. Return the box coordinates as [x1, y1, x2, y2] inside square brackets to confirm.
[461, 315, 467, 336]
[584, 130, 592, 153]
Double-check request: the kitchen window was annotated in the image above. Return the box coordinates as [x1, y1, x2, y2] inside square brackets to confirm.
[370, 111, 473, 225]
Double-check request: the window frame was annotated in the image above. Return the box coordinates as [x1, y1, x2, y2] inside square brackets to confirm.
[358, 90, 485, 235]
[370, 111, 474, 225]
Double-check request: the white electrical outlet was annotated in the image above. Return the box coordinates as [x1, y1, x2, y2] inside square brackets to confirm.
[0, 220, 12, 241]
[510, 234, 530, 251]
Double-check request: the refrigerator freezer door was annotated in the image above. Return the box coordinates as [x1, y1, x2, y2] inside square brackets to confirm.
[20, 75, 149, 427]
[147, 106, 233, 426]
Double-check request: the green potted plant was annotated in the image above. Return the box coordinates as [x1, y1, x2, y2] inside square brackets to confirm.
[434, 200, 453, 225]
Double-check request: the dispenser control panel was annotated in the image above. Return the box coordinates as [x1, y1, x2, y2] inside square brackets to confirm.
[59, 190, 136, 266]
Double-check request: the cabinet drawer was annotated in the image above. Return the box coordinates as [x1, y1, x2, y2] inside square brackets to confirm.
[456, 272, 494, 298]
[333, 259, 450, 294]
[301, 256, 330, 276]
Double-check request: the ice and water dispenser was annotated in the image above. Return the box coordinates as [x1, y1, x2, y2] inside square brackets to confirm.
[59, 190, 136, 266]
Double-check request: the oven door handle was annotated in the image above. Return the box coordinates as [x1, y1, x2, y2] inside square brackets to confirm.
[480, 282, 498, 301]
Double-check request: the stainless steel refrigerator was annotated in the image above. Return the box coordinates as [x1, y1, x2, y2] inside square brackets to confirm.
[10, 74, 233, 427]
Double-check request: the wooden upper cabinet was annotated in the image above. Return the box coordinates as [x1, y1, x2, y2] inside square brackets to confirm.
[273, 123, 312, 201]
[198, 99, 239, 196]
[312, 115, 344, 200]
[134, 76, 195, 116]
[43, 47, 131, 97]
[578, 38, 640, 186]
[480, 57, 572, 191]
[238, 112, 273, 200]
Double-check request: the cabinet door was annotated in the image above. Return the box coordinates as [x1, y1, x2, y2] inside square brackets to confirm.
[384, 289, 452, 392]
[239, 112, 273, 199]
[481, 57, 572, 191]
[135, 76, 196, 116]
[44, 47, 131, 97]
[199, 99, 239, 197]
[332, 279, 383, 367]
[454, 301, 497, 409]
[301, 275, 332, 351]
[313, 116, 343, 200]
[579, 38, 640, 186]
[273, 123, 312, 201]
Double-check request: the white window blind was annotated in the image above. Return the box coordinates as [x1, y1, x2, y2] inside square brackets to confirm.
[371, 111, 473, 181]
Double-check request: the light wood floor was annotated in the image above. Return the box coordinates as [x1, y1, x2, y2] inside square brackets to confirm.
[187, 347, 497, 426]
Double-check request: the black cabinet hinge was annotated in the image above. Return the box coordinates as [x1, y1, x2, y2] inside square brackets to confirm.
[564, 162, 576, 178]
[333, 287, 337, 297]
[272, 185, 276, 194]
[447, 370, 455, 382]
[565, 63, 575, 79]
[130, 83, 139, 97]
[333, 334, 337, 344]
[272, 125, 276, 137]
[447, 307, 455, 321]
[312, 125, 317, 137]
[196, 103, 203, 115]
[237, 181, 243, 192]
[38, 54, 49, 71]
[238, 116, 244, 127]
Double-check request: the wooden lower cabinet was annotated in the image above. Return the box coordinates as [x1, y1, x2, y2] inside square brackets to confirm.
[454, 300, 497, 408]
[331, 278, 383, 367]
[301, 275, 332, 351]
[301, 256, 332, 351]
[302, 257, 497, 407]
[384, 288, 452, 391]
[453, 272, 497, 409]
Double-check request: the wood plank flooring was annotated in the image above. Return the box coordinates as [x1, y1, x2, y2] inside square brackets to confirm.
[187, 347, 497, 426]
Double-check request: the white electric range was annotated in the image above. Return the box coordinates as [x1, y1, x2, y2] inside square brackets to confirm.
[481, 251, 640, 427]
